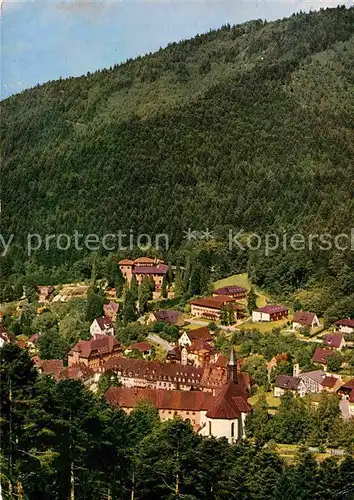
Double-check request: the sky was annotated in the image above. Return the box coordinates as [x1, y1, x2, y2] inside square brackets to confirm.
[1, 0, 352, 99]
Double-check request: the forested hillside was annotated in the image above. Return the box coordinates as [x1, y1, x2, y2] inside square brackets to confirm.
[1, 7, 354, 305]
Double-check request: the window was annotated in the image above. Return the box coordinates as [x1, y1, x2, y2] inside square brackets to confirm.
[209, 421, 212, 436]
[231, 422, 235, 438]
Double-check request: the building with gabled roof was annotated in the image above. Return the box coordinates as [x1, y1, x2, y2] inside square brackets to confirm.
[178, 327, 213, 347]
[312, 347, 337, 369]
[118, 257, 168, 290]
[323, 333, 345, 351]
[252, 305, 289, 322]
[68, 334, 121, 370]
[148, 309, 185, 326]
[292, 311, 320, 332]
[213, 286, 248, 299]
[335, 318, 354, 334]
[90, 316, 115, 337]
[106, 350, 252, 442]
[274, 375, 306, 397]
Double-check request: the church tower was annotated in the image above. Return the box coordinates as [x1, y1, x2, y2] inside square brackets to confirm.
[227, 348, 238, 384]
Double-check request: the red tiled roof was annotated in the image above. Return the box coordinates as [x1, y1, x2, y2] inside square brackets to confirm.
[312, 348, 335, 365]
[69, 335, 120, 359]
[119, 259, 134, 265]
[293, 310, 317, 326]
[206, 381, 252, 419]
[186, 327, 213, 342]
[59, 363, 94, 380]
[95, 316, 114, 330]
[255, 305, 289, 314]
[190, 296, 235, 310]
[322, 376, 339, 388]
[133, 264, 168, 275]
[188, 339, 213, 353]
[349, 390, 354, 404]
[127, 342, 152, 352]
[39, 359, 63, 376]
[134, 257, 155, 264]
[103, 356, 205, 384]
[335, 318, 354, 328]
[340, 379, 354, 390]
[213, 286, 248, 296]
[215, 354, 229, 368]
[323, 333, 343, 349]
[104, 301, 119, 314]
[106, 386, 215, 411]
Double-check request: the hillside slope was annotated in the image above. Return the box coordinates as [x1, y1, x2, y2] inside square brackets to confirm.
[1, 7, 354, 289]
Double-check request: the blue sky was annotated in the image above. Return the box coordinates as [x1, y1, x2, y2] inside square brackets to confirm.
[1, 0, 351, 99]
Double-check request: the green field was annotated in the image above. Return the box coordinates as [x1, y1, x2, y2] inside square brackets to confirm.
[249, 391, 281, 409]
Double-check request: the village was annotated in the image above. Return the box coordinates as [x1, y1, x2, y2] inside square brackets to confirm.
[1, 255, 354, 450]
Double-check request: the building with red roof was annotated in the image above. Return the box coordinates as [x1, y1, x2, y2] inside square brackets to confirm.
[118, 257, 168, 290]
[292, 311, 320, 332]
[125, 342, 153, 358]
[323, 333, 345, 351]
[213, 286, 248, 300]
[178, 327, 213, 347]
[68, 334, 121, 370]
[106, 350, 252, 442]
[335, 318, 354, 334]
[189, 296, 244, 322]
[312, 348, 337, 369]
[252, 305, 289, 322]
[90, 316, 115, 337]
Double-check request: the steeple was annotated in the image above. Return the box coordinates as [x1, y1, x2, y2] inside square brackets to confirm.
[227, 348, 238, 384]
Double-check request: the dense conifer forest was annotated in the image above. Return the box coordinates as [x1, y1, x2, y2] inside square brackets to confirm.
[1, 7, 354, 310]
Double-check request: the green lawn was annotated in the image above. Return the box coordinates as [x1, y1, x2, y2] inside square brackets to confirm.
[214, 273, 268, 308]
[240, 318, 290, 333]
[249, 391, 281, 409]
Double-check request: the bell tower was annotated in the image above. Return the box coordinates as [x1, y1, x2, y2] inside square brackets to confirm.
[227, 348, 238, 384]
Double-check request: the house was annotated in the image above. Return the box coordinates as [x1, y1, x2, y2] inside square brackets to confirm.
[337, 379, 354, 398]
[103, 301, 119, 322]
[36, 286, 55, 303]
[312, 347, 336, 369]
[323, 333, 346, 351]
[252, 305, 289, 322]
[102, 353, 251, 394]
[148, 309, 184, 327]
[181, 339, 214, 367]
[68, 334, 121, 369]
[212, 286, 248, 300]
[27, 333, 41, 355]
[106, 351, 252, 443]
[292, 311, 320, 332]
[36, 359, 64, 379]
[298, 370, 326, 393]
[119, 257, 168, 290]
[335, 318, 354, 335]
[274, 375, 307, 397]
[189, 296, 244, 322]
[90, 316, 114, 337]
[178, 327, 213, 347]
[321, 375, 342, 393]
[125, 341, 153, 358]
[266, 353, 289, 372]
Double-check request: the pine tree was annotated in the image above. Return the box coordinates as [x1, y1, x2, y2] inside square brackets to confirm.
[182, 257, 191, 294]
[115, 266, 125, 298]
[130, 275, 139, 302]
[161, 276, 168, 299]
[138, 277, 152, 314]
[167, 262, 173, 284]
[247, 287, 258, 314]
[122, 290, 138, 324]
[174, 263, 183, 297]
